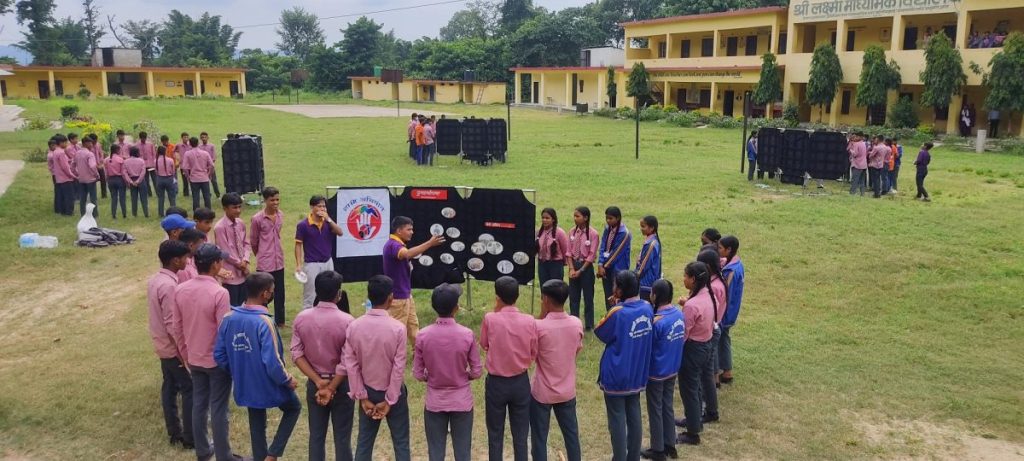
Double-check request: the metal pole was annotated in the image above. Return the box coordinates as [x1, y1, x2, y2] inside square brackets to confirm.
[742, 91, 750, 174]
[507, 98, 511, 140]
[635, 101, 640, 160]
[396, 83, 400, 117]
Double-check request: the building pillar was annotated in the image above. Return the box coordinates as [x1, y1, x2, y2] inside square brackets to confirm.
[664, 34, 673, 59]
[239, 72, 247, 96]
[514, 72, 522, 104]
[664, 82, 672, 107]
[710, 82, 719, 113]
[146, 71, 155, 97]
[194, 71, 202, 95]
[564, 74, 572, 109]
[836, 20, 848, 52]
[891, 15, 904, 52]
[945, 94, 962, 134]
[100, 71, 109, 97]
[829, 90, 841, 126]
[713, 30, 721, 57]
[539, 73, 546, 106]
[597, 70, 607, 108]
[47, 70, 55, 98]
[770, 21, 779, 55]
[955, 10, 969, 49]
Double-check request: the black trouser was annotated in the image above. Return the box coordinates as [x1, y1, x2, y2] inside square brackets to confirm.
[247, 391, 302, 461]
[146, 169, 157, 195]
[154, 175, 177, 217]
[56, 181, 76, 216]
[868, 167, 883, 197]
[52, 175, 59, 213]
[77, 181, 98, 217]
[679, 339, 714, 435]
[425, 409, 473, 461]
[916, 170, 929, 199]
[191, 365, 233, 461]
[990, 118, 1000, 138]
[748, 160, 756, 181]
[485, 373, 530, 461]
[268, 269, 286, 325]
[307, 379, 354, 461]
[181, 169, 191, 196]
[210, 166, 221, 197]
[98, 169, 107, 198]
[604, 393, 641, 461]
[108, 176, 126, 218]
[537, 260, 564, 285]
[646, 379, 675, 453]
[129, 181, 150, 217]
[568, 262, 595, 329]
[530, 397, 580, 461]
[354, 385, 410, 461]
[225, 282, 247, 307]
[191, 181, 211, 211]
[408, 140, 416, 159]
[160, 357, 193, 444]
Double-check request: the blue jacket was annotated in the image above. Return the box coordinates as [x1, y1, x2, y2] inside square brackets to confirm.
[599, 224, 631, 274]
[747, 138, 757, 162]
[722, 258, 745, 327]
[595, 297, 653, 395]
[214, 305, 293, 409]
[635, 235, 662, 291]
[649, 304, 685, 380]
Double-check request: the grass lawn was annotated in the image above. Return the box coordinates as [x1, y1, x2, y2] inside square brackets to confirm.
[0, 97, 1022, 460]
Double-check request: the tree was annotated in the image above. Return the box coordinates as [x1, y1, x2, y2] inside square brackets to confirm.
[0, 56, 18, 64]
[593, 0, 661, 46]
[919, 31, 966, 119]
[806, 42, 843, 122]
[81, 0, 104, 55]
[110, 18, 161, 64]
[752, 52, 782, 106]
[499, 0, 535, 34]
[235, 48, 300, 93]
[627, 62, 650, 159]
[507, 8, 605, 67]
[662, 0, 787, 17]
[156, 11, 241, 67]
[606, 65, 617, 107]
[306, 45, 348, 91]
[275, 7, 324, 63]
[981, 32, 1024, 134]
[338, 17, 383, 79]
[887, 96, 919, 128]
[51, 17, 89, 63]
[440, 9, 489, 41]
[0, 0, 13, 14]
[856, 44, 901, 125]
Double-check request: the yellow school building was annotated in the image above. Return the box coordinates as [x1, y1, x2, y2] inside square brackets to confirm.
[0, 65, 247, 104]
[511, 0, 1024, 135]
[349, 77, 507, 105]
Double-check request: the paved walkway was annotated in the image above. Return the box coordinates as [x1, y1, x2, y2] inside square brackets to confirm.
[250, 104, 454, 119]
[0, 105, 25, 132]
[0, 160, 25, 197]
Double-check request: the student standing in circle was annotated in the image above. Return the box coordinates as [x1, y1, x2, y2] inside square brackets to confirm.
[295, 195, 345, 310]
[536, 207, 569, 285]
[383, 216, 445, 341]
[598, 206, 631, 310]
[567, 206, 599, 330]
[635, 216, 662, 301]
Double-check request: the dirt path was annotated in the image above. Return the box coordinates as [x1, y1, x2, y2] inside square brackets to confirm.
[0, 105, 25, 132]
[251, 104, 455, 119]
[0, 160, 24, 197]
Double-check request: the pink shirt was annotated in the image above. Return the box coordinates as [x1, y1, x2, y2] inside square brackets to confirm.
[105, 154, 125, 178]
[537, 226, 570, 262]
[46, 148, 57, 175]
[682, 289, 716, 342]
[114, 140, 130, 156]
[413, 318, 483, 412]
[290, 301, 355, 376]
[200, 143, 217, 164]
[155, 155, 176, 177]
[172, 275, 231, 368]
[123, 157, 147, 186]
[344, 309, 407, 404]
[407, 120, 418, 140]
[213, 216, 251, 286]
[136, 141, 157, 168]
[423, 124, 435, 145]
[711, 277, 726, 324]
[91, 143, 104, 166]
[480, 306, 538, 377]
[73, 148, 99, 183]
[532, 312, 583, 404]
[868, 144, 888, 169]
[182, 148, 213, 182]
[177, 257, 198, 284]
[848, 141, 868, 170]
[250, 210, 285, 272]
[569, 226, 600, 263]
[53, 148, 77, 184]
[147, 268, 181, 359]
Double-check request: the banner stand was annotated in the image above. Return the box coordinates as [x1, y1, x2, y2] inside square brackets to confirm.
[326, 186, 539, 314]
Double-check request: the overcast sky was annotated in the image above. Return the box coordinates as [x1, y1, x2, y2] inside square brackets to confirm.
[0, 0, 587, 62]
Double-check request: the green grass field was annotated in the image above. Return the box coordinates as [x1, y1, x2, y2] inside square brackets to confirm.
[0, 98, 1022, 460]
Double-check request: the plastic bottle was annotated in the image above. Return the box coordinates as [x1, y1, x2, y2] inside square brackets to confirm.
[19, 233, 38, 248]
[36, 236, 58, 248]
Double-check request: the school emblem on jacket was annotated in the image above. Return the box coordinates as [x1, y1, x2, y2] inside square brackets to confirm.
[231, 332, 252, 353]
[667, 319, 685, 341]
[346, 204, 383, 240]
[629, 316, 653, 339]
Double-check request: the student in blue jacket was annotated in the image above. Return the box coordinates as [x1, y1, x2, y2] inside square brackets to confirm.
[598, 206, 631, 310]
[635, 215, 661, 302]
[642, 279, 684, 461]
[717, 236, 745, 384]
[215, 272, 302, 461]
[595, 270, 653, 461]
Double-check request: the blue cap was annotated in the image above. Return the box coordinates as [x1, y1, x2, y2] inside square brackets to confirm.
[161, 214, 196, 232]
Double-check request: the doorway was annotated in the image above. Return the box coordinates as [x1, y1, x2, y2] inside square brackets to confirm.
[184, 80, 195, 96]
[676, 89, 687, 109]
[723, 90, 735, 117]
[571, 74, 578, 105]
[37, 81, 50, 99]
[229, 80, 240, 97]
[532, 82, 539, 104]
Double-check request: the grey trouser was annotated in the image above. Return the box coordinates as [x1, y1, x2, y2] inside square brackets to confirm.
[302, 260, 335, 309]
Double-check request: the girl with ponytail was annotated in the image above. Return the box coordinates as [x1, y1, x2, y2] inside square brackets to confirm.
[676, 261, 719, 446]
[568, 206, 600, 330]
[536, 207, 570, 284]
[717, 235, 744, 383]
[635, 215, 662, 301]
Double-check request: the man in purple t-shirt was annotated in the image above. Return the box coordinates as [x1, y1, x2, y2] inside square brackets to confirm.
[383, 215, 445, 341]
[295, 195, 344, 309]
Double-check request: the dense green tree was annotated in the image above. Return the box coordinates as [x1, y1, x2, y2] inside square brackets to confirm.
[592, 0, 661, 45]
[0, 56, 18, 64]
[806, 42, 843, 122]
[275, 7, 324, 63]
[52, 17, 89, 63]
[156, 11, 241, 67]
[118, 20, 160, 64]
[606, 65, 617, 107]
[306, 45, 348, 91]
[856, 44, 901, 125]
[662, 0, 786, 17]
[919, 31, 966, 119]
[981, 32, 1024, 134]
[81, 0, 103, 55]
[887, 96, 919, 128]
[441, 9, 489, 41]
[507, 8, 606, 67]
[337, 17, 383, 78]
[752, 52, 782, 106]
[500, 0, 536, 34]
[236, 49, 300, 92]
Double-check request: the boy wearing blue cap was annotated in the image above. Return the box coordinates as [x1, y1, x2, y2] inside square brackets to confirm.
[162, 214, 196, 241]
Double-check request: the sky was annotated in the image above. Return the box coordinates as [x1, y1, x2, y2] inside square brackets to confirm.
[0, 0, 587, 62]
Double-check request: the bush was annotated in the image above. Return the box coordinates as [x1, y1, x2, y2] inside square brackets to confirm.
[666, 111, 701, 127]
[995, 138, 1024, 156]
[662, 104, 679, 113]
[20, 116, 51, 131]
[887, 96, 920, 129]
[639, 105, 668, 121]
[76, 85, 91, 99]
[65, 119, 115, 146]
[783, 102, 800, 127]
[22, 147, 48, 163]
[60, 105, 79, 119]
[63, 94, 74, 100]
[704, 112, 742, 129]
[132, 120, 162, 141]
[139, 95, 153, 101]
[593, 107, 617, 118]
[98, 95, 131, 101]
[750, 117, 790, 130]
[616, 106, 635, 119]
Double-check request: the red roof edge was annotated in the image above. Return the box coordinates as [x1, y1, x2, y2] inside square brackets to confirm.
[619, 6, 788, 27]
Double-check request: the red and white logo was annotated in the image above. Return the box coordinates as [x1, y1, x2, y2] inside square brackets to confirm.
[346, 204, 383, 241]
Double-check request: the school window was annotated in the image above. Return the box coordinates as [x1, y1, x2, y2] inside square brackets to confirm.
[778, 32, 788, 54]
[726, 36, 739, 56]
[701, 38, 714, 57]
[579, 81, 584, 93]
[846, 30, 856, 52]
[681, 40, 691, 58]
[830, 31, 837, 47]
[840, 90, 852, 114]
[745, 35, 758, 56]
[699, 89, 711, 108]
[657, 42, 667, 58]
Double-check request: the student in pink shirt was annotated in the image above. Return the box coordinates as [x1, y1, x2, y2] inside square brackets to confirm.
[480, 276, 538, 461]
[199, 132, 221, 198]
[46, 138, 60, 214]
[290, 270, 356, 461]
[114, 129, 130, 157]
[52, 134, 77, 216]
[251, 187, 287, 326]
[66, 132, 81, 157]
[136, 131, 157, 196]
[105, 144, 127, 219]
[407, 113, 418, 159]
[568, 206, 600, 330]
[343, 275, 411, 461]
[530, 280, 583, 461]
[177, 228, 206, 285]
[148, 240, 194, 449]
[171, 243, 241, 461]
[123, 146, 150, 218]
[422, 119, 435, 166]
[88, 133, 107, 199]
[213, 192, 251, 306]
[176, 132, 191, 197]
[536, 207, 570, 285]
[182, 136, 214, 211]
[413, 283, 482, 461]
[676, 261, 720, 446]
[154, 145, 179, 217]
[74, 136, 100, 217]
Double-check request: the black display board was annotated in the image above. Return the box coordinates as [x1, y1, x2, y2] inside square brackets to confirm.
[756, 128, 850, 180]
[221, 135, 265, 194]
[435, 119, 462, 156]
[392, 187, 467, 289]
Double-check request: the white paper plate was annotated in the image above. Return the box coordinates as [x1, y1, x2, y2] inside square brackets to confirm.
[467, 258, 484, 271]
[419, 255, 434, 266]
[294, 271, 308, 284]
[486, 241, 504, 255]
[429, 224, 444, 236]
[513, 251, 530, 265]
[451, 241, 466, 252]
[497, 260, 514, 274]
[470, 242, 487, 255]
[446, 227, 461, 238]
[478, 233, 495, 242]
[439, 253, 455, 264]
[441, 207, 456, 219]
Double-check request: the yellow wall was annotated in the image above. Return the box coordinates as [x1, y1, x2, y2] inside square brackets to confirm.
[198, 74, 241, 97]
[436, 83, 462, 103]
[152, 72, 194, 97]
[359, 80, 393, 100]
[2, 71, 51, 98]
[472, 84, 506, 104]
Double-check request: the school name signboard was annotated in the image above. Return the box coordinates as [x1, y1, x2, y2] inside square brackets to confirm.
[791, 0, 954, 22]
[651, 70, 747, 81]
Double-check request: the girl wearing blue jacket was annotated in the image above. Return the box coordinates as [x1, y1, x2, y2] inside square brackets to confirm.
[598, 206, 632, 310]
[643, 279, 684, 461]
[595, 270, 653, 461]
[635, 215, 662, 302]
[718, 235, 745, 384]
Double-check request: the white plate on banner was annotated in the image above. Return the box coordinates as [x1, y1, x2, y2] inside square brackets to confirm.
[497, 260, 514, 274]
[513, 252, 530, 265]
[478, 233, 495, 242]
[441, 207, 456, 219]
[470, 242, 487, 255]
[430, 224, 444, 236]
[451, 241, 466, 252]
[419, 255, 434, 266]
[440, 253, 455, 264]
[446, 227, 461, 238]
[467, 258, 484, 272]
[486, 241, 504, 255]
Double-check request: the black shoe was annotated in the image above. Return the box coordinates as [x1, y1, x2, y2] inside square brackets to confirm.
[181, 439, 194, 450]
[640, 448, 667, 460]
[703, 412, 720, 423]
[664, 446, 678, 459]
[720, 375, 734, 384]
[674, 417, 686, 427]
[676, 432, 701, 445]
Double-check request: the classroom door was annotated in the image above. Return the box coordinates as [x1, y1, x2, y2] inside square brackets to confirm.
[1, 80, 7, 97]
[184, 80, 195, 96]
[54, 80, 64, 97]
[532, 82, 539, 103]
[37, 81, 50, 99]
[723, 90, 735, 117]
[229, 80, 239, 96]
[571, 74, 578, 105]
[726, 37, 738, 56]
[676, 89, 687, 109]
[200, 81, 206, 95]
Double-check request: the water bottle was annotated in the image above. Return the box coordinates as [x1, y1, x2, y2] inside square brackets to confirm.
[19, 233, 38, 248]
[363, 299, 372, 312]
[36, 236, 58, 248]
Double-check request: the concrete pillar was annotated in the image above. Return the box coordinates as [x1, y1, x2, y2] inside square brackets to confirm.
[946, 95, 962, 135]
[239, 72, 247, 96]
[770, 21, 779, 55]
[710, 82, 719, 113]
[891, 15, 904, 52]
[514, 72, 522, 104]
[194, 71, 201, 95]
[664, 81, 672, 107]
[664, 34, 673, 59]
[955, 10, 969, 49]
[596, 70, 607, 108]
[100, 71, 109, 97]
[539, 73, 546, 106]
[829, 90, 841, 126]
[564, 74, 572, 109]
[713, 30, 721, 57]
[146, 71, 155, 97]
[836, 20, 848, 52]
[47, 70, 55, 98]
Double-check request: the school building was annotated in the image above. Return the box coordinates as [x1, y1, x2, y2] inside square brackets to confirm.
[349, 77, 507, 105]
[511, 0, 1024, 135]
